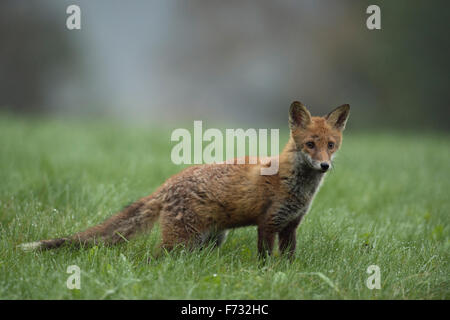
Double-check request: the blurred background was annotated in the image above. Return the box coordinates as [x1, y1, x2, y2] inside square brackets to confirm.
[0, 0, 449, 130]
[2, 1, 450, 301]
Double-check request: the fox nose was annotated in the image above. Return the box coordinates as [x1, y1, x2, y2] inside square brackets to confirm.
[320, 163, 330, 171]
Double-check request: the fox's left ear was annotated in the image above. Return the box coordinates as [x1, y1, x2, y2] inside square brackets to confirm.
[325, 104, 350, 131]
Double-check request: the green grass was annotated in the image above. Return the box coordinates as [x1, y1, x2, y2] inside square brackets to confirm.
[0, 115, 449, 299]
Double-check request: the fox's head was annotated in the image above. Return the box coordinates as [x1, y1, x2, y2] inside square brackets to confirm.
[288, 101, 350, 173]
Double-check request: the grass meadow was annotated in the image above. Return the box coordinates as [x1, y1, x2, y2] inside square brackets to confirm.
[0, 115, 449, 299]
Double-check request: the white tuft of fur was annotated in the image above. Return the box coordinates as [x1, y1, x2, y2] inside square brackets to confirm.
[18, 241, 42, 251]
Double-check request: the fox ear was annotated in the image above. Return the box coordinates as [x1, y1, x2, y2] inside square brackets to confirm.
[289, 101, 311, 130]
[325, 104, 350, 131]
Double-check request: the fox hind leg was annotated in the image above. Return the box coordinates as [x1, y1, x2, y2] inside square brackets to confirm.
[214, 230, 228, 247]
[158, 212, 203, 252]
[201, 230, 228, 249]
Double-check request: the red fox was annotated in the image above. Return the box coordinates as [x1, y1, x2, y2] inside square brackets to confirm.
[20, 101, 350, 257]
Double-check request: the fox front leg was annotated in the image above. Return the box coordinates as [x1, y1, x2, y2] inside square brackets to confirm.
[257, 224, 276, 258]
[278, 215, 302, 258]
[257, 205, 286, 258]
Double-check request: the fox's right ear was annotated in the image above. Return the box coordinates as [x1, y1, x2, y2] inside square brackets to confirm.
[289, 101, 311, 131]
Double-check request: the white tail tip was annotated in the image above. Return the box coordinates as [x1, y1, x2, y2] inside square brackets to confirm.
[18, 241, 43, 251]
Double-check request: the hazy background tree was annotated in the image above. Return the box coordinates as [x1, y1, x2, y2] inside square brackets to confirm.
[0, 0, 448, 130]
[0, 1, 79, 113]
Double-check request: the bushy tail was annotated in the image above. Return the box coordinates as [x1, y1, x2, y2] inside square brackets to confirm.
[19, 196, 162, 251]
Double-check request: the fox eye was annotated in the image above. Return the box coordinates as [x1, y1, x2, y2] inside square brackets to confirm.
[328, 142, 335, 149]
[305, 141, 315, 149]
